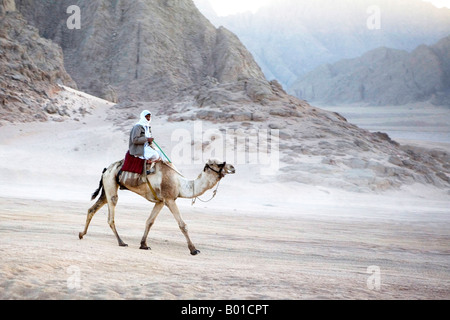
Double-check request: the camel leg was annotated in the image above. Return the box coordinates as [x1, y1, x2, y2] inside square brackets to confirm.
[140, 202, 164, 250]
[165, 199, 200, 256]
[79, 191, 107, 240]
[106, 192, 128, 247]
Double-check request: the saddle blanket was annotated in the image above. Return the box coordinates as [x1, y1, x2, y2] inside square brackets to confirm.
[121, 151, 145, 174]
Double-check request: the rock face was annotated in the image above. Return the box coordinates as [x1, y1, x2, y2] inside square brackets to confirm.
[0, 1, 77, 123]
[17, 0, 267, 102]
[0, 0, 15, 13]
[292, 36, 450, 106]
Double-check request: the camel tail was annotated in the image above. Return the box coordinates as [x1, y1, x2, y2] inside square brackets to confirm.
[91, 168, 107, 201]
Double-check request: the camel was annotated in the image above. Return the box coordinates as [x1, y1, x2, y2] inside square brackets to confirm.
[79, 159, 235, 255]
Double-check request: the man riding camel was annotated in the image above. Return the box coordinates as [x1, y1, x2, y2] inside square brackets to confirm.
[129, 110, 165, 172]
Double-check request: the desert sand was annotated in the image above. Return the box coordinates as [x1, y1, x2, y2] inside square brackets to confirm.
[0, 88, 449, 300]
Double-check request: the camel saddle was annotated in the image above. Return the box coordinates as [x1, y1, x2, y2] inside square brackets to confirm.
[118, 152, 157, 188]
[121, 151, 145, 174]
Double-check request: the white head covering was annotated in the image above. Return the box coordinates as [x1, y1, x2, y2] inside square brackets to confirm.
[136, 110, 152, 138]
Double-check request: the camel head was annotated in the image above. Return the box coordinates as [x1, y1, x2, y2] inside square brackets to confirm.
[204, 159, 236, 178]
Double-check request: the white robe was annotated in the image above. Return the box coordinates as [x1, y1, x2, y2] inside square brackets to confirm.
[136, 110, 164, 161]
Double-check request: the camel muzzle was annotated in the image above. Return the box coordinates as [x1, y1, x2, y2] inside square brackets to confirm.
[225, 166, 236, 174]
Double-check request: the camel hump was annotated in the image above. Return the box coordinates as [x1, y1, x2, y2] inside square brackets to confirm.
[160, 161, 184, 177]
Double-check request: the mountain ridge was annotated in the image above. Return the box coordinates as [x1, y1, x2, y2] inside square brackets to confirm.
[292, 35, 450, 106]
[195, 0, 450, 98]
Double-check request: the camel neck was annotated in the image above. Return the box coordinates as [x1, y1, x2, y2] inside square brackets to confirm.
[179, 171, 221, 199]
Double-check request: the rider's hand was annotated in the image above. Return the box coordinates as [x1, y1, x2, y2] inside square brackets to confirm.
[148, 138, 154, 143]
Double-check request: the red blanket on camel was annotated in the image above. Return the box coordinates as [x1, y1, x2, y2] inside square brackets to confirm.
[121, 151, 145, 174]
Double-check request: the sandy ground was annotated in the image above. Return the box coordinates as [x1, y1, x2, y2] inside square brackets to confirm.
[0, 89, 449, 300]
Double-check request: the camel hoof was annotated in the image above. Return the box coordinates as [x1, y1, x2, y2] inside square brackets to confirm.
[191, 249, 201, 256]
[78, 232, 84, 240]
[119, 243, 128, 247]
[140, 245, 151, 250]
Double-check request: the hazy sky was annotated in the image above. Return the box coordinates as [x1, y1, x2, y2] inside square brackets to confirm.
[206, 0, 270, 16]
[422, 0, 450, 8]
[207, 0, 450, 16]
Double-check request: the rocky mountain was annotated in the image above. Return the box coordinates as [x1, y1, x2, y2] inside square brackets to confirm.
[16, 0, 268, 103]
[0, 0, 77, 123]
[292, 36, 450, 106]
[195, 0, 450, 95]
